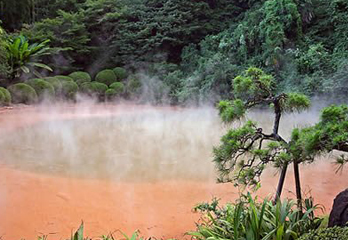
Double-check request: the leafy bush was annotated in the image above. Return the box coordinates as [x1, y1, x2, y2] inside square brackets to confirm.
[105, 82, 125, 100]
[110, 82, 125, 95]
[0, 25, 8, 80]
[299, 227, 348, 240]
[189, 193, 322, 240]
[5, 35, 52, 79]
[95, 69, 117, 86]
[0, 87, 11, 105]
[26, 78, 55, 101]
[68, 71, 91, 85]
[80, 81, 108, 100]
[44, 77, 63, 95]
[60, 80, 78, 100]
[113, 67, 127, 80]
[7, 83, 38, 104]
[0, 90, 5, 105]
[105, 89, 117, 101]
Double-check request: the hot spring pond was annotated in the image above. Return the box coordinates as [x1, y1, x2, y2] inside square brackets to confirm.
[0, 108, 222, 181]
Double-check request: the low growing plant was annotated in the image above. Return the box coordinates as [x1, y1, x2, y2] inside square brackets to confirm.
[68, 71, 91, 86]
[298, 226, 348, 240]
[0, 86, 11, 105]
[7, 83, 38, 104]
[113, 67, 127, 80]
[26, 78, 55, 101]
[95, 69, 117, 86]
[80, 81, 108, 100]
[55, 75, 74, 82]
[188, 193, 323, 240]
[60, 80, 78, 101]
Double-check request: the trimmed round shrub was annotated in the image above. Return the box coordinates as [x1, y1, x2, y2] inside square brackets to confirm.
[44, 77, 63, 95]
[68, 71, 91, 85]
[113, 67, 127, 80]
[80, 82, 108, 100]
[105, 88, 117, 101]
[0, 90, 5, 105]
[0, 87, 11, 105]
[61, 80, 78, 100]
[109, 82, 125, 95]
[26, 78, 55, 101]
[55, 75, 74, 82]
[8, 83, 38, 104]
[95, 69, 117, 86]
[299, 226, 348, 240]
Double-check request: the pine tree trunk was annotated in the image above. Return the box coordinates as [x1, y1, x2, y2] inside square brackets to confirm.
[274, 162, 288, 202]
[293, 159, 303, 214]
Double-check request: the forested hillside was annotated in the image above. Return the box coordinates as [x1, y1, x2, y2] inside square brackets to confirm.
[0, 0, 347, 104]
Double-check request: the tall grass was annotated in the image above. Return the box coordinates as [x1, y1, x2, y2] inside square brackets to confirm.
[188, 193, 323, 240]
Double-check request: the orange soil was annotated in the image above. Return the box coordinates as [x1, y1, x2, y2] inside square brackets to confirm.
[0, 104, 346, 240]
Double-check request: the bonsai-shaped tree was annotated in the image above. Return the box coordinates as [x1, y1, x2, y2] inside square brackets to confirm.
[214, 67, 310, 203]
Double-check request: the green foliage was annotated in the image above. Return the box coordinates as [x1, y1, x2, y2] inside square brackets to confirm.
[22, 10, 90, 72]
[0, 23, 9, 81]
[80, 82, 108, 100]
[290, 105, 348, 169]
[217, 100, 245, 123]
[233, 67, 274, 100]
[26, 78, 55, 101]
[281, 93, 311, 112]
[189, 194, 322, 240]
[113, 67, 127, 80]
[5, 35, 52, 79]
[109, 82, 125, 95]
[105, 82, 125, 101]
[44, 76, 66, 98]
[0, 90, 4, 105]
[112, 0, 251, 65]
[0, 87, 11, 105]
[214, 68, 310, 189]
[177, 50, 237, 103]
[60, 80, 78, 100]
[2, 0, 348, 101]
[105, 89, 117, 101]
[0, 0, 34, 30]
[127, 76, 142, 99]
[7, 83, 38, 104]
[72, 222, 84, 240]
[298, 227, 348, 240]
[173, 0, 348, 99]
[214, 121, 290, 185]
[95, 69, 117, 86]
[68, 71, 91, 85]
[55, 75, 74, 82]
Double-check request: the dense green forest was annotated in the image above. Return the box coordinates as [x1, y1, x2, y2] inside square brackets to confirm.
[0, 0, 348, 104]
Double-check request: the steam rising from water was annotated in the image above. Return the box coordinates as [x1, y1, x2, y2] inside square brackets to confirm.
[0, 104, 327, 182]
[1, 103, 348, 240]
[0, 107, 223, 181]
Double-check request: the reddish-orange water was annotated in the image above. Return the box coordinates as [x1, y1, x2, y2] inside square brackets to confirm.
[0, 104, 346, 240]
